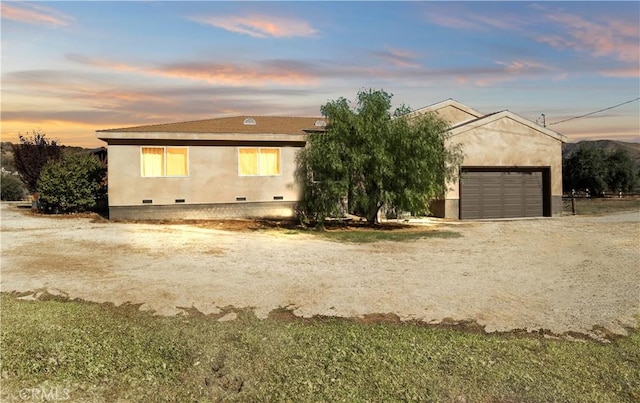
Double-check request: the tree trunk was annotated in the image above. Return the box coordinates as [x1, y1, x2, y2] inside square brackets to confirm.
[367, 202, 382, 226]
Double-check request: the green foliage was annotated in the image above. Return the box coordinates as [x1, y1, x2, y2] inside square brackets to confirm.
[563, 143, 638, 195]
[37, 152, 105, 213]
[1, 173, 27, 201]
[2, 294, 638, 402]
[606, 149, 638, 192]
[12, 130, 61, 193]
[1, 141, 17, 172]
[297, 89, 463, 227]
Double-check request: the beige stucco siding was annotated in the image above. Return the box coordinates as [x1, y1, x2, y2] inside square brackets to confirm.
[444, 115, 563, 200]
[107, 145, 301, 207]
[432, 105, 480, 126]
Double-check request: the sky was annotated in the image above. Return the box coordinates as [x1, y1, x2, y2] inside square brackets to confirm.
[2, 1, 639, 147]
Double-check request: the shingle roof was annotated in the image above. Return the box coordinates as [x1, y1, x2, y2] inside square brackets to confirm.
[97, 116, 326, 135]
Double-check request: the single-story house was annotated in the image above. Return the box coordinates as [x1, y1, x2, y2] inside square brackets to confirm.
[96, 100, 566, 220]
[97, 116, 326, 220]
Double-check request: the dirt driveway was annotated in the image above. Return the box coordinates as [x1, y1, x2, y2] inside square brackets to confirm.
[1, 203, 638, 339]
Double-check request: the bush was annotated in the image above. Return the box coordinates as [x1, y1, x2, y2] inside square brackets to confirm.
[1, 173, 27, 201]
[37, 152, 105, 213]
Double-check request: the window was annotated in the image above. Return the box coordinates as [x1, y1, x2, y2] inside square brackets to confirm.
[238, 147, 280, 176]
[141, 147, 188, 177]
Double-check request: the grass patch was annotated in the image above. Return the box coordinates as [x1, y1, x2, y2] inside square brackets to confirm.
[318, 227, 461, 243]
[563, 196, 640, 216]
[1, 294, 638, 402]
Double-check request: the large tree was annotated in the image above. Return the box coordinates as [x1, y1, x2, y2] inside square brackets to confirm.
[563, 143, 607, 195]
[606, 149, 638, 193]
[12, 130, 61, 193]
[563, 143, 638, 195]
[297, 89, 463, 226]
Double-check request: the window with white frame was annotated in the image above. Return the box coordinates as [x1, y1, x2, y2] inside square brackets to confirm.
[238, 147, 281, 176]
[141, 147, 188, 177]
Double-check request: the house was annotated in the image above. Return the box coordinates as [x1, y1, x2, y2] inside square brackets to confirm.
[96, 100, 566, 221]
[409, 99, 567, 219]
[97, 116, 326, 220]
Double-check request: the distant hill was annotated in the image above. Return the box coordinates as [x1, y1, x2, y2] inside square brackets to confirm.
[1, 141, 94, 174]
[563, 140, 640, 166]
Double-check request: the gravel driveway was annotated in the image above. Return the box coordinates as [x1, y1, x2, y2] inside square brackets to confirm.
[1, 203, 638, 339]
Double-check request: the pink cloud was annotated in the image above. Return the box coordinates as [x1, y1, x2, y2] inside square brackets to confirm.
[1, 3, 71, 27]
[190, 14, 319, 38]
[538, 13, 639, 64]
[473, 59, 557, 86]
[599, 67, 640, 78]
[67, 54, 318, 86]
[373, 49, 421, 68]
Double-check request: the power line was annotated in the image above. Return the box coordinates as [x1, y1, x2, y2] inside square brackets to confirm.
[547, 97, 640, 126]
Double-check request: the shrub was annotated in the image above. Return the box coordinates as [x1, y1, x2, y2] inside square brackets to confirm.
[37, 152, 105, 213]
[1, 173, 27, 201]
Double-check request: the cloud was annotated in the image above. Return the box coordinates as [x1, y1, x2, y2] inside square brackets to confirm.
[66, 54, 319, 86]
[537, 12, 639, 64]
[426, 8, 532, 33]
[189, 14, 319, 38]
[1, 3, 72, 27]
[372, 49, 421, 68]
[599, 67, 639, 78]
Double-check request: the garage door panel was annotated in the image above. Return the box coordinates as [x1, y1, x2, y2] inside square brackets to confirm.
[460, 169, 545, 219]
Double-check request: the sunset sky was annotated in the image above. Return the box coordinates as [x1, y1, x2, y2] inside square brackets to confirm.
[2, 1, 639, 147]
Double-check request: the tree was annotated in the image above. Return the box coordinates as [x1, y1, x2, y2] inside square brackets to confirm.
[1, 173, 27, 201]
[563, 143, 607, 195]
[12, 130, 61, 193]
[37, 152, 105, 213]
[297, 89, 463, 227]
[606, 149, 638, 193]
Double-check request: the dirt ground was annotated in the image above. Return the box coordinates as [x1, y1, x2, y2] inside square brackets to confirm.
[1, 202, 638, 339]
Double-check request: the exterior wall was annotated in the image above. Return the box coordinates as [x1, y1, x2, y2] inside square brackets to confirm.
[107, 144, 302, 218]
[410, 104, 480, 127]
[442, 116, 563, 219]
[109, 201, 297, 220]
[431, 105, 480, 126]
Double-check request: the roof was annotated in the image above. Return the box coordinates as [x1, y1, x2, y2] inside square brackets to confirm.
[97, 116, 326, 135]
[449, 110, 567, 143]
[405, 99, 484, 121]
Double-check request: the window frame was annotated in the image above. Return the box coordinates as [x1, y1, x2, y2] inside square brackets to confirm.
[140, 146, 189, 178]
[237, 147, 281, 177]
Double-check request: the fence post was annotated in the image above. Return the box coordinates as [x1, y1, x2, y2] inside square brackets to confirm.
[571, 193, 576, 215]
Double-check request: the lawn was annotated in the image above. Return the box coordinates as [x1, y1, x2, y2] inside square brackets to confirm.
[1, 294, 638, 402]
[562, 196, 640, 216]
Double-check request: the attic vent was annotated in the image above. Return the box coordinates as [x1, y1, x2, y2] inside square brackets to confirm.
[314, 120, 326, 127]
[243, 118, 256, 125]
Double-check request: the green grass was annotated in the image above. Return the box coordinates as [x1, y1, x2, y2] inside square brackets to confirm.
[317, 228, 461, 243]
[563, 197, 640, 216]
[1, 294, 638, 402]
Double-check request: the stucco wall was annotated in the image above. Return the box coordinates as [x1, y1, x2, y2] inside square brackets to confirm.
[410, 104, 479, 127]
[107, 145, 302, 209]
[431, 105, 479, 126]
[443, 115, 563, 218]
[108, 201, 297, 221]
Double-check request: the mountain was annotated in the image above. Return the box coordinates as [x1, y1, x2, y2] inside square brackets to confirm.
[563, 140, 640, 166]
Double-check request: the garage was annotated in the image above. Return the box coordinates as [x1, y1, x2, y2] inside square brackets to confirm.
[460, 168, 551, 219]
[409, 100, 566, 219]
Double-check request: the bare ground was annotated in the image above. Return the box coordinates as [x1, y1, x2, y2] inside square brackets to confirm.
[1, 202, 638, 339]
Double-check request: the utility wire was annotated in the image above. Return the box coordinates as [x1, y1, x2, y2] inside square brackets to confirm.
[547, 97, 640, 126]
